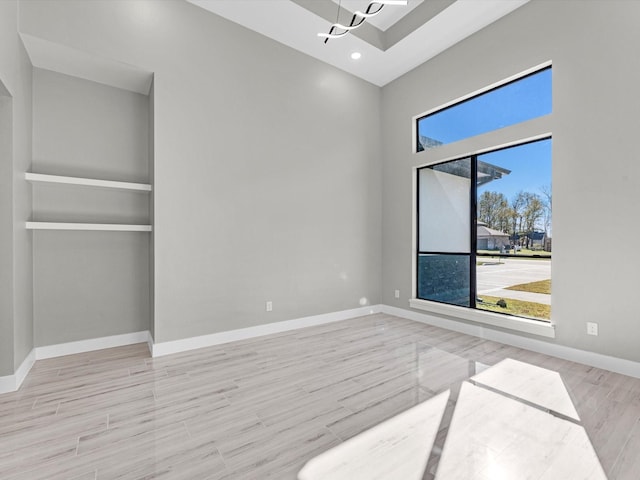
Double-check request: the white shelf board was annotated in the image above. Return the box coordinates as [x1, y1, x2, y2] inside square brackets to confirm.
[26, 222, 152, 232]
[25, 172, 152, 192]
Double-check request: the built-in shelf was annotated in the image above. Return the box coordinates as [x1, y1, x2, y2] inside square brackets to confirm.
[25, 172, 152, 192]
[26, 222, 152, 232]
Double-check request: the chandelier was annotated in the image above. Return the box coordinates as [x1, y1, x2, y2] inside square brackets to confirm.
[318, 0, 408, 43]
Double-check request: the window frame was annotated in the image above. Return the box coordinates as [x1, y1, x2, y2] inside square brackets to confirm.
[416, 137, 551, 314]
[411, 62, 552, 154]
[410, 63, 554, 338]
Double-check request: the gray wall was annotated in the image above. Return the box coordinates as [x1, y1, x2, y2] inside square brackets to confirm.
[32, 68, 150, 345]
[12, 36, 33, 370]
[0, 0, 33, 375]
[9, 0, 640, 367]
[0, 93, 14, 376]
[149, 79, 155, 340]
[20, 0, 382, 344]
[381, 0, 640, 362]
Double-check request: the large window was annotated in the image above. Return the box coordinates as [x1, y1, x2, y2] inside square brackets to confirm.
[415, 66, 552, 328]
[417, 139, 552, 321]
[414, 65, 552, 323]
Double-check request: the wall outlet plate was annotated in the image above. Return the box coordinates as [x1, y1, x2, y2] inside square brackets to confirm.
[587, 322, 598, 336]
[266, 301, 273, 312]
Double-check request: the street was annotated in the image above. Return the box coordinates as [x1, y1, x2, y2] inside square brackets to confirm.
[476, 257, 551, 305]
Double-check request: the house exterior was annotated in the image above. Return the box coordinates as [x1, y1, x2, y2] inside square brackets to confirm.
[477, 222, 509, 250]
[516, 231, 549, 251]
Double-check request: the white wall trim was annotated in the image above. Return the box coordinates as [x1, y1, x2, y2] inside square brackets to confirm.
[3, 304, 639, 392]
[0, 331, 152, 394]
[147, 332, 155, 356]
[382, 304, 640, 379]
[14, 349, 36, 389]
[1, 306, 384, 393]
[35, 331, 151, 360]
[152, 305, 383, 357]
[0, 349, 36, 394]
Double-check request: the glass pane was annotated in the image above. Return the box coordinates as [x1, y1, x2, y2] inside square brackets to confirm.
[417, 68, 551, 151]
[418, 158, 471, 253]
[417, 254, 470, 307]
[475, 139, 552, 321]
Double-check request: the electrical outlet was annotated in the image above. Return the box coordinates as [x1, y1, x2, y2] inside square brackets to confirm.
[266, 301, 273, 312]
[394, 290, 400, 299]
[587, 322, 598, 336]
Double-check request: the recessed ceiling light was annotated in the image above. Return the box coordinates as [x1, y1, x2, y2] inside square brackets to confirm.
[351, 52, 362, 60]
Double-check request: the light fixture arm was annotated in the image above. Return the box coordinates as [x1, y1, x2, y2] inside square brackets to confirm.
[318, 0, 408, 44]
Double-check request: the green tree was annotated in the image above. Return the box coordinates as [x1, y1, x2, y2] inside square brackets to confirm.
[480, 190, 548, 247]
[478, 191, 509, 231]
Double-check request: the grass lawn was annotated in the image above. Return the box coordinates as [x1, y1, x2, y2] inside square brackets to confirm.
[477, 295, 550, 321]
[515, 248, 551, 257]
[506, 279, 551, 295]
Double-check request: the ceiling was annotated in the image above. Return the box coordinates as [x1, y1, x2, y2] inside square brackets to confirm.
[187, 0, 529, 87]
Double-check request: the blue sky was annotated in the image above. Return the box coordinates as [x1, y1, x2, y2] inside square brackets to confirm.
[419, 67, 552, 202]
[418, 68, 551, 145]
[477, 139, 551, 201]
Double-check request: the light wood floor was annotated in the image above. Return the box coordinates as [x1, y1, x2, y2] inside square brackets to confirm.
[1, 313, 639, 479]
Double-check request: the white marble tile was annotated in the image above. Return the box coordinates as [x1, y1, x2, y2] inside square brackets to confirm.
[436, 382, 606, 480]
[471, 357, 580, 420]
[1, 314, 638, 479]
[299, 390, 450, 480]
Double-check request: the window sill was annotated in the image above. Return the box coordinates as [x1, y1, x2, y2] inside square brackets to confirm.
[408, 298, 555, 338]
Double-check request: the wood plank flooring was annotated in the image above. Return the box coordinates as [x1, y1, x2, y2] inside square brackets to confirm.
[1, 313, 639, 479]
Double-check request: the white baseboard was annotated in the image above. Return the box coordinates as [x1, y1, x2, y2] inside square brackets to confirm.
[4, 302, 637, 393]
[1, 306, 384, 393]
[381, 304, 640, 379]
[15, 348, 36, 388]
[152, 305, 383, 357]
[147, 331, 155, 355]
[0, 331, 151, 394]
[0, 349, 36, 394]
[35, 331, 151, 360]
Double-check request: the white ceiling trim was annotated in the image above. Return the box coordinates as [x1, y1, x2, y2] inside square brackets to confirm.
[187, 0, 529, 87]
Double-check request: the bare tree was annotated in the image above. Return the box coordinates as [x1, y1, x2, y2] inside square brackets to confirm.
[510, 191, 527, 242]
[522, 193, 544, 233]
[540, 184, 552, 237]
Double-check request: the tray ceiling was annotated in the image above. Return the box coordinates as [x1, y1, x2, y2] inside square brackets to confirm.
[187, 0, 529, 86]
